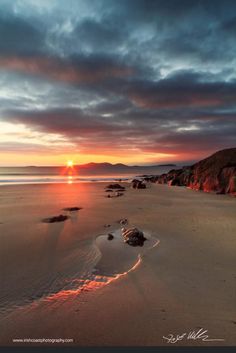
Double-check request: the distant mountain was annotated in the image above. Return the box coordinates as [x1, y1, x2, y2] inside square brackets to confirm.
[70, 162, 177, 176]
[0, 162, 176, 176]
[75, 162, 176, 170]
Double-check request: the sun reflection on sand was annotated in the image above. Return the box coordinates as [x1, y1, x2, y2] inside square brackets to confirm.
[42, 256, 142, 305]
[44, 234, 160, 304]
[21, 231, 159, 313]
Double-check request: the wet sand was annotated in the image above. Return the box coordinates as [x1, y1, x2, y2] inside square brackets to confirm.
[0, 182, 235, 346]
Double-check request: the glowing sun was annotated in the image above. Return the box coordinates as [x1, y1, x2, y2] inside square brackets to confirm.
[67, 160, 74, 168]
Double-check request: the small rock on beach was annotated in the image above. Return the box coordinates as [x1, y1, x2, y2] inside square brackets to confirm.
[122, 227, 147, 246]
[107, 192, 124, 198]
[42, 214, 69, 223]
[118, 218, 128, 226]
[63, 207, 83, 211]
[105, 183, 126, 190]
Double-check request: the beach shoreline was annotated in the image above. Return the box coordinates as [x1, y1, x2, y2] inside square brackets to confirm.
[0, 182, 235, 346]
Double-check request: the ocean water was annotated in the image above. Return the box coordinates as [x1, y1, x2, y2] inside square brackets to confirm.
[0, 174, 132, 185]
[0, 165, 173, 185]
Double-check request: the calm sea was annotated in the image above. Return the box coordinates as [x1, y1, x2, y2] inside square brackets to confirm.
[0, 166, 174, 185]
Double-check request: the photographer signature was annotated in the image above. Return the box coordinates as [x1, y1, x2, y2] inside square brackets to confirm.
[163, 328, 224, 344]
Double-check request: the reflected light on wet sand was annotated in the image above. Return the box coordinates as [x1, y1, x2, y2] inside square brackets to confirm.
[67, 176, 73, 184]
[41, 256, 142, 305]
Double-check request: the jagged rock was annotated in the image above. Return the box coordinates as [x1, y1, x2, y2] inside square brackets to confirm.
[131, 178, 139, 184]
[122, 227, 146, 246]
[131, 179, 146, 189]
[157, 174, 167, 184]
[188, 149, 236, 195]
[42, 214, 69, 223]
[143, 175, 159, 183]
[154, 148, 236, 196]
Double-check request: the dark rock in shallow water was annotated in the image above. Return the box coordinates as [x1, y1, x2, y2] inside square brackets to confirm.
[63, 207, 83, 211]
[122, 227, 146, 246]
[131, 179, 146, 189]
[42, 214, 69, 223]
[107, 233, 114, 240]
[105, 183, 125, 190]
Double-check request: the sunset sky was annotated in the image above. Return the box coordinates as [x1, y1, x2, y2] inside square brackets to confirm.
[0, 0, 236, 166]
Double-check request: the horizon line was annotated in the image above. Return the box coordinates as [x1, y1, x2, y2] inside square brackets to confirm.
[0, 161, 193, 168]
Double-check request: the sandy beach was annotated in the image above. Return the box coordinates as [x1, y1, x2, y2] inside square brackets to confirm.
[0, 181, 235, 346]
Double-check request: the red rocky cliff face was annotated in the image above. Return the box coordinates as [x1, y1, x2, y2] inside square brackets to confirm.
[156, 148, 236, 196]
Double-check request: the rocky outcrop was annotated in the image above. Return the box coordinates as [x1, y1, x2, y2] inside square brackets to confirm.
[122, 227, 146, 246]
[141, 175, 159, 183]
[152, 148, 236, 196]
[131, 179, 146, 189]
[188, 149, 236, 195]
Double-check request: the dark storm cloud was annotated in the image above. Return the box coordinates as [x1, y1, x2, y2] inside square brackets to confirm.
[0, 14, 45, 56]
[3, 101, 236, 158]
[112, 0, 235, 26]
[126, 72, 236, 109]
[222, 16, 236, 36]
[0, 0, 236, 161]
[73, 18, 126, 52]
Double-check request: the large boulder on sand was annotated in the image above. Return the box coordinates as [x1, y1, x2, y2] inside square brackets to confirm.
[122, 227, 146, 246]
[131, 179, 146, 189]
